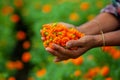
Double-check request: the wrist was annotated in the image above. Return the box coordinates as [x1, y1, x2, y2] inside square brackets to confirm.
[93, 35, 103, 47]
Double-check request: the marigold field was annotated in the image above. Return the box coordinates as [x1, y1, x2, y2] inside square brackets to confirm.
[0, 0, 120, 80]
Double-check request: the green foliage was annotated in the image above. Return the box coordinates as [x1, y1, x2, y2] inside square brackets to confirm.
[1, 0, 120, 80]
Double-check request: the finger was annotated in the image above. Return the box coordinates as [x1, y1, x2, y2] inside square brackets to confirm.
[59, 22, 75, 28]
[52, 44, 71, 55]
[75, 47, 88, 56]
[46, 47, 62, 57]
[52, 44, 80, 58]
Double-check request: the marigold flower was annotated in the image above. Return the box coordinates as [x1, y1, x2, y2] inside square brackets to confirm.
[71, 56, 84, 65]
[23, 41, 30, 49]
[16, 31, 26, 40]
[80, 2, 90, 11]
[74, 70, 81, 77]
[8, 77, 16, 80]
[22, 52, 31, 63]
[105, 77, 113, 80]
[69, 13, 79, 21]
[10, 14, 20, 23]
[100, 65, 109, 76]
[42, 4, 52, 13]
[36, 68, 46, 77]
[15, 60, 23, 70]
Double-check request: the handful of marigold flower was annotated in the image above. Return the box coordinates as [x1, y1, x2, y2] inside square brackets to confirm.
[40, 23, 85, 49]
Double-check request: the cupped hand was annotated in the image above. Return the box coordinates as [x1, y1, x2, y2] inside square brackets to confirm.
[46, 35, 100, 62]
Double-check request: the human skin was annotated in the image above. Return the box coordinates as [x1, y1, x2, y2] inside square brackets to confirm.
[41, 12, 120, 62]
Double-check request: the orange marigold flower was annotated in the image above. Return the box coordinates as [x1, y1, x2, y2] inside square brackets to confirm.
[6, 61, 16, 70]
[105, 77, 113, 80]
[2, 6, 14, 15]
[16, 31, 26, 40]
[71, 56, 84, 65]
[80, 2, 90, 11]
[14, 0, 23, 8]
[112, 50, 120, 60]
[69, 12, 79, 21]
[8, 77, 16, 80]
[10, 14, 20, 23]
[100, 65, 110, 76]
[74, 70, 81, 77]
[22, 52, 31, 63]
[61, 37, 70, 46]
[15, 60, 23, 70]
[42, 4, 52, 13]
[23, 41, 30, 49]
[36, 68, 46, 77]
[53, 37, 61, 44]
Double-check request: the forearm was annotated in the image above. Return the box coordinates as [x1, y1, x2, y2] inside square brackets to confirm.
[77, 13, 120, 35]
[95, 30, 120, 47]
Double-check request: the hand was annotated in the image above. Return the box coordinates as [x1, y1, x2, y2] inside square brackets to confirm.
[40, 22, 75, 41]
[46, 35, 101, 62]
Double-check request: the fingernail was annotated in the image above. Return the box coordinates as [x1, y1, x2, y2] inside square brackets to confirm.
[66, 42, 71, 48]
[41, 37, 45, 40]
[45, 47, 51, 51]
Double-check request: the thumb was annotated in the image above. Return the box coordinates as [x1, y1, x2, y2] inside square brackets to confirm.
[66, 39, 84, 48]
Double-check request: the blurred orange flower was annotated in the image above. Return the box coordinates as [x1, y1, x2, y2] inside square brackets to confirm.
[15, 60, 24, 70]
[100, 65, 109, 76]
[6, 60, 23, 70]
[71, 56, 84, 65]
[80, 2, 90, 11]
[102, 46, 120, 59]
[10, 14, 20, 23]
[16, 31, 26, 40]
[8, 77, 16, 80]
[22, 52, 31, 63]
[14, 0, 23, 8]
[84, 67, 100, 79]
[6, 61, 16, 70]
[23, 41, 30, 49]
[69, 12, 79, 21]
[2, 6, 14, 15]
[74, 70, 81, 77]
[42, 4, 52, 13]
[105, 77, 113, 80]
[36, 68, 46, 77]
[112, 50, 120, 60]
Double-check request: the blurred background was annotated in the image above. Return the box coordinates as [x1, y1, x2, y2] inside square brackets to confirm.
[0, 0, 120, 80]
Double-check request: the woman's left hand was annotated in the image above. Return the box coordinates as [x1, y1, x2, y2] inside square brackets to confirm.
[46, 35, 101, 62]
